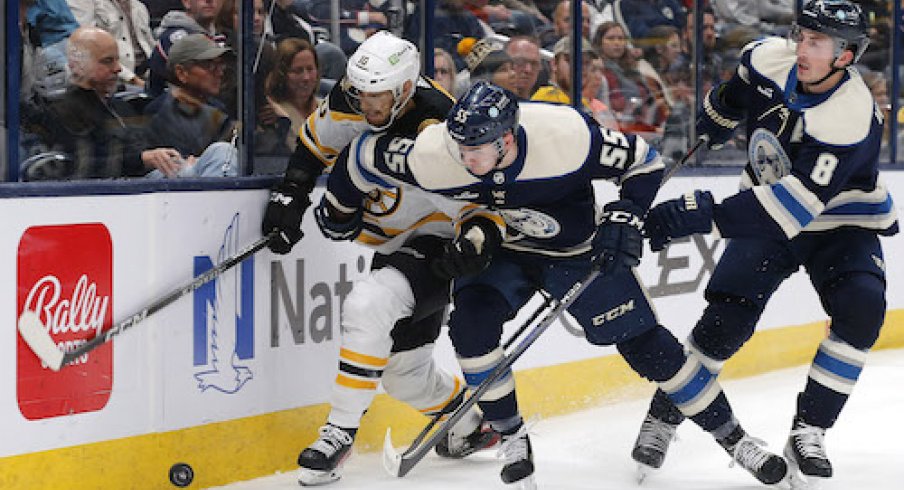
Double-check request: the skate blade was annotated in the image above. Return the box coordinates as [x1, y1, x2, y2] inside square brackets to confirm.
[297, 467, 341, 487]
[787, 468, 825, 490]
[506, 474, 538, 490]
[382, 428, 403, 477]
[784, 448, 827, 490]
[636, 463, 657, 484]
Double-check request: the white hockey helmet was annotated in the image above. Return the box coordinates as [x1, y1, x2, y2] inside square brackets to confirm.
[343, 31, 421, 130]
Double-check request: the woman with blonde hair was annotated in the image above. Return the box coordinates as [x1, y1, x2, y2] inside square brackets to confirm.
[265, 37, 321, 152]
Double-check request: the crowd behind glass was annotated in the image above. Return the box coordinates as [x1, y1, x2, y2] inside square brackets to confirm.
[10, 0, 904, 181]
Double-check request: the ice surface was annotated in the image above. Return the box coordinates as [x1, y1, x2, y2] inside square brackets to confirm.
[213, 348, 904, 489]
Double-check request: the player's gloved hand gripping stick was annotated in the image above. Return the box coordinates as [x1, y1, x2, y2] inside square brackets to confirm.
[18, 231, 277, 371]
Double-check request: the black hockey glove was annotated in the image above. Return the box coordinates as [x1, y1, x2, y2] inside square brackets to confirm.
[262, 180, 312, 254]
[432, 217, 503, 279]
[644, 190, 715, 252]
[313, 197, 364, 241]
[696, 84, 743, 150]
[594, 200, 644, 276]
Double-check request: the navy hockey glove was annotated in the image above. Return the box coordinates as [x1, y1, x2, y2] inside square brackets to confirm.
[644, 190, 715, 252]
[262, 180, 312, 254]
[696, 85, 743, 149]
[594, 200, 644, 275]
[314, 197, 364, 241]
[432, 218, 503, 279]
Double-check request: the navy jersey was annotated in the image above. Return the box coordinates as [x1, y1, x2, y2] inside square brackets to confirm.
[714, 37, 898, 240]
[326, 102, 665, 257]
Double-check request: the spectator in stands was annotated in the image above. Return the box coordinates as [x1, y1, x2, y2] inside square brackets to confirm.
[68, 0, 156, 88]
[464, 38, 518, 93]
[581, 49, 619, 128]
[637, 25, 680, 108]
[139, 0, 182, 28]
[265, 37, 321, 153]
[505, 35, 544, 99]
[544, 0, 591, 50]
[498, 0, 553, 28]
[463, 0, 538, 37]
[615, 0, 685, 39]
[711, 0, 793, 33]
[144, 33, 239, 176]
[217, 0, 274, 120]
[532, 35, 588, 103]
[406, 0, 487, 70]
[267, 0, 317, 44]
[674, 7, 722, 94]
[302, 0, 393, 55]
[20, 0, 79, 102]
[433, 47, 458, 94]
[37, 27, 184, 179]
[594, 21, 669, 134]
[147, 0, 227, 98]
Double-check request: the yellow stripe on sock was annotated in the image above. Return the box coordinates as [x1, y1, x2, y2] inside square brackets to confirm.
[340, 348, 388, 368]
[336, 373, 378, 390]
[419, 377, 462, 414]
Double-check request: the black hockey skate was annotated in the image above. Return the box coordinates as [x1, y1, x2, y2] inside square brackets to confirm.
[632, 414, 679, 482]
[297, 424, 356, 486]
[718, 426, 788, 485]
[435, 406, 500, 458]
[498, 427, 537, 489]
[784, 416, 832, 487]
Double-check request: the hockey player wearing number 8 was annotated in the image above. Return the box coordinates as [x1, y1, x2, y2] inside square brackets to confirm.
[317, 80, 792, 488]
[260, 32, 499, 486]
[633, 1, 899, 487]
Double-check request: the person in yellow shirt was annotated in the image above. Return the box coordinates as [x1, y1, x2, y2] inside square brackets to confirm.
[531, 37, 617, 129]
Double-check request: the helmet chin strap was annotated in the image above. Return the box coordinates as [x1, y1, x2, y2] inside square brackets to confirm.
[802, 64, 843, 91]
[493, 137, 507, 168]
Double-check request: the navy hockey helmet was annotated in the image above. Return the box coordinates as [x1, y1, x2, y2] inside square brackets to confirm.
[794, 0, 870, 63]
[446, 81, 520, 147]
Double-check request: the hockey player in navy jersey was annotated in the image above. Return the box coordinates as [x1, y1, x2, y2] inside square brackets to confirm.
[261, 32, 497, 486]
[317, 81, 790, 488]
[631, 0, 899, 486]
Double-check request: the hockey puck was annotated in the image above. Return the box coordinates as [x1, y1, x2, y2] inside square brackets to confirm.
[169, 462, 194, 487]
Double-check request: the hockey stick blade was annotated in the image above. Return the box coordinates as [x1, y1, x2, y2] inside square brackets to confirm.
[18, 310, 65, 371]
[382, 428, 403, 476]
[382, 266, 602, 478]
[17, 232, 275, 370]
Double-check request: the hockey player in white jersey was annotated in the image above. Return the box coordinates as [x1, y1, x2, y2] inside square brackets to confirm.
[317, 81, 791, 488]
[632, 0, 899, 486]
[260, 32, 497, 486]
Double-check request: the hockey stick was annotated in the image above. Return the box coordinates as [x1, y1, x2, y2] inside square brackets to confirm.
[383, 265, 603, 478]
[18, 231, 276, 371]
[662, 136, 708, 184]
[391, 290, 556, 458]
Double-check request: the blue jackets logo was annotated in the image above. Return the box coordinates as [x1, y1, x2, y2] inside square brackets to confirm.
[193, 214, 255, 394]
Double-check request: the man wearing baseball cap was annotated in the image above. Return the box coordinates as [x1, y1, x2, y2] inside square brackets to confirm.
[144, 33, 238, 177]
